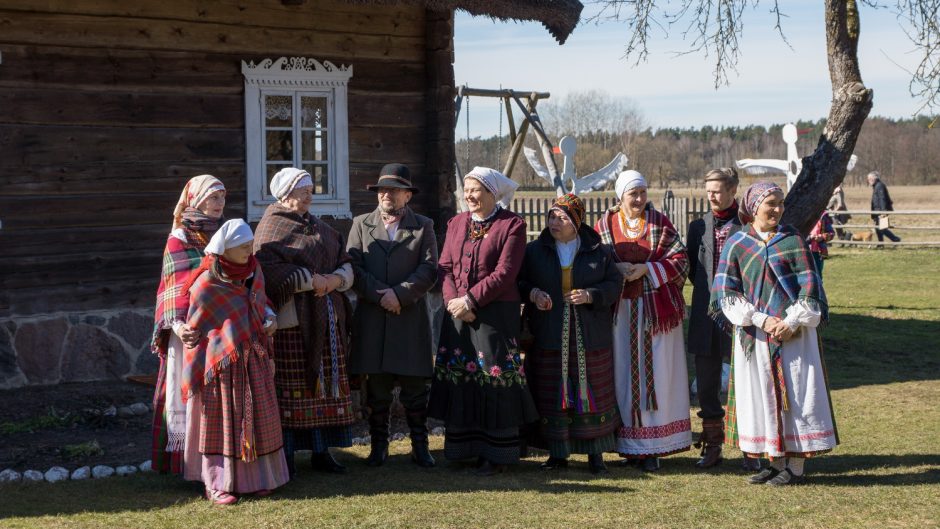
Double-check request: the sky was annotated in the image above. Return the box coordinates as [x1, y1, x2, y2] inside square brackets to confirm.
[453, 2, 928, 138]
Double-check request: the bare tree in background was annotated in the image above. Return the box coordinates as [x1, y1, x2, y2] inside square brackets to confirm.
[593, 0, 940, 235]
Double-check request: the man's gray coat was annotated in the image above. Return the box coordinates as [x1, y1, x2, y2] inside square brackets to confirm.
[346, 206, 438, 377]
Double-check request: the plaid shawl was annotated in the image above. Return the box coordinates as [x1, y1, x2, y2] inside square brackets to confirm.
[254, 203, 352, 384]
[151, 228, 210, 355]
[709, 224, 828, 357]
[596, 205, 689, 335]
[181, 262, 270, 402]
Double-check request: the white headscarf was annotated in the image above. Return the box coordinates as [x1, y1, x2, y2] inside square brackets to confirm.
[464, 166, 519, 208]
[205, 219, 254, 255]
[270, 167, 313, 201]
[615, 170, 647, 200]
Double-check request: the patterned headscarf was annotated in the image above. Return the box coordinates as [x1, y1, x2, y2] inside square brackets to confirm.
[550, 193, 585, 228]
[739, 181, 784, 224]
[172, 174, 225, 230]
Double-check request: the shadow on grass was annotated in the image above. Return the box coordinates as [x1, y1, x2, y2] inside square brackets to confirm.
[810, 453, 940, 487]
[3, 451, 938, 519]
[822, 313, 940, 390]
[0, 451, 638, 519]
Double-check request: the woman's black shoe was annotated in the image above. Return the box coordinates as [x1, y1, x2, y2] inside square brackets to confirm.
[311, 451, 347, 474]
[588, 454, 608, 475]
[539, 457, 569, 470]
[475, 460, 506, 476]
[640, 457, 660, 472]
[747, 467, 780, 484]
[616, 457, 640, 468]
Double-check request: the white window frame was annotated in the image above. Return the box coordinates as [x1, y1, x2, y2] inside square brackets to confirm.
[242, 57, 353, 221]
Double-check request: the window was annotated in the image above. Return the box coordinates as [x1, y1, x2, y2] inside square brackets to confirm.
[242, 57, 353, 221]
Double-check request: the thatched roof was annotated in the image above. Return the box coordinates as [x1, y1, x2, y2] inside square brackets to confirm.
[347, 1, 584, 44]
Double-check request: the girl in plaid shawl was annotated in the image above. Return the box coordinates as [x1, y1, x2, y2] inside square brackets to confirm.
[595, 171, 692, 472]
[149, 175, 225, 475]
[182, 219, 288, 504]
[711, 182, 837, 486]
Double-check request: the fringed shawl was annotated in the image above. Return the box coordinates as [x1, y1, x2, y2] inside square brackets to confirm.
[181, 263, 270, 402]
[596, 205, 689, 335]
[151, 228, 210, 355]
[709, 224, 828, 356]
[254, 202, 352, 383]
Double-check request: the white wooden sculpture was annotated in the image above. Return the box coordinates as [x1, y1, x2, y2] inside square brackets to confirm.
[736, 123, 858, 190]
[524, 135, 628, 194]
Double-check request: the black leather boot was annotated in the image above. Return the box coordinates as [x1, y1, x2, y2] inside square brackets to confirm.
[588, 454, 608, 475]
[366, 409, 390, 467]
[694, 418, 725, 469]
[406, 409, 435, 468]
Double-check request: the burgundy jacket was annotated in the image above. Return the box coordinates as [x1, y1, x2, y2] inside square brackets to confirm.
[439, 209, 527, 310]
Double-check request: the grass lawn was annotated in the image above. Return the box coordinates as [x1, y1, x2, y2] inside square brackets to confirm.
[1, 250, 938, 528]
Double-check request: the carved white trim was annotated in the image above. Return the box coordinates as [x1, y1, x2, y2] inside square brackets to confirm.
[241, 57, 353, 87]
[243, 57, 352, 221]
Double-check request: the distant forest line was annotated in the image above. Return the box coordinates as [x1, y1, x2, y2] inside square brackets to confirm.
[455, 115, 940, 189]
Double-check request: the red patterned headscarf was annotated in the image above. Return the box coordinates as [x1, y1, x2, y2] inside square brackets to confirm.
[550, 193, 585, 228]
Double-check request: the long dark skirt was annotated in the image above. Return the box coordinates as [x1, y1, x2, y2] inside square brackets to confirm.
[526, 341, 620, 458]
[428, 301, 539, 465]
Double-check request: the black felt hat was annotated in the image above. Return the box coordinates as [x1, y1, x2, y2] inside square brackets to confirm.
[366, 163, 419, 193]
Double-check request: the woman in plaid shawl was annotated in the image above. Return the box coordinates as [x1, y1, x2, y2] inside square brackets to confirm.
[711, 181, 837, 486]
[595, 171, 692, 472]
[181, 219, 287, 504]
[254, 168, 356, 476]
[149, 174, 226, 475]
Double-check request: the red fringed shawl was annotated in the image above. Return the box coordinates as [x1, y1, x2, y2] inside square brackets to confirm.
[181, 263, 270, 402]
[151, 229, 209, 355]
[596, 205, 689, 335]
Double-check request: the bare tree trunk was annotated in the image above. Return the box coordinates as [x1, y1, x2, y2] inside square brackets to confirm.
[783, 0, 873, 235]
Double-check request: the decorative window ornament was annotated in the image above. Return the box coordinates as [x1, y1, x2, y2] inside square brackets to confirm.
[242, 57, 353, 221]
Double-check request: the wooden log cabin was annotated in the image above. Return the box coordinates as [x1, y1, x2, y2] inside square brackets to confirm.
[0, 0, 581, 388]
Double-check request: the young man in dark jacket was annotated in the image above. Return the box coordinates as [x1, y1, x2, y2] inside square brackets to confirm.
[686, 168, 757, 470]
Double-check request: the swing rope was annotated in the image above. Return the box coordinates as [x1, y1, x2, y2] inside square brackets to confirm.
[464, 95, 471, 173]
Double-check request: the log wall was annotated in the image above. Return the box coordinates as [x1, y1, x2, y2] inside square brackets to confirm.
[0, 0, 441, 318]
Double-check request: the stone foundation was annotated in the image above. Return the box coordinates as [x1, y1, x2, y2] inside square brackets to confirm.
[0, 309, 156, 390]
[1, 292, 445, 390]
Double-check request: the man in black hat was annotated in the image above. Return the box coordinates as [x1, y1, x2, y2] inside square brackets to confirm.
[346, 163, 439, 467]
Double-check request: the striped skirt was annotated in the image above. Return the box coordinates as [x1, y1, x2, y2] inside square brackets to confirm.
[527, 344, 620, 458]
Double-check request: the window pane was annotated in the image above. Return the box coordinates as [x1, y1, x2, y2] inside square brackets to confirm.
[266, 163, 292, 195]
[301, 96, 328, 129]
[303, 163, 329, 195]
[301, 130, 328, 162]
[265, 130, 293, 161]
[265, 95, 292, 127]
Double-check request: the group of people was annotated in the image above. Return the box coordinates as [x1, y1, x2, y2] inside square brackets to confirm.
[148, 162, 838, 505]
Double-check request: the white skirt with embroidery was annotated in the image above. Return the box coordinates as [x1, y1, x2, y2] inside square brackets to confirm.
[722, 298, 837, 457]
[613, 297, 693, 457]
